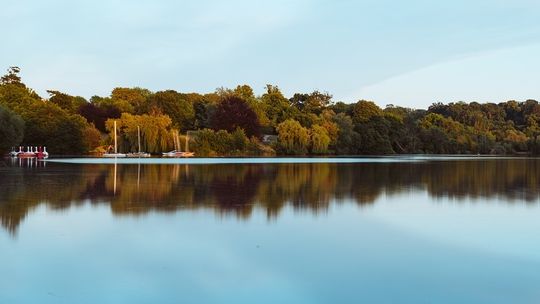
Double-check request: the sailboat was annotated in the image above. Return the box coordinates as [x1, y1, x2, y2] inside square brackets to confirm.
[162, 130, 195, 157]
[126, 126, 151, 158]
[103, 121, 127, 158]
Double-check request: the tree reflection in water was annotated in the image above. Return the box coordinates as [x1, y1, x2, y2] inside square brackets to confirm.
[1, 158, 540, 234]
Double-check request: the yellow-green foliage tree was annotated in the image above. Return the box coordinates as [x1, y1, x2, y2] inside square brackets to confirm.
[277, 119, 310, 154]
[143, 90, 195, 130]
[310, 124, 331, 154]
[261, 85, 294, 126]
[111, 87, 151, 114]
[352, 100, 383, 123]
[106, 112, 174, 153]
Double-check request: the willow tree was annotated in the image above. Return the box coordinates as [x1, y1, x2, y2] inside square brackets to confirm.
[276, 119, 310, 154]
[310, 124, 331, 154]
[106, 112, 174, 153]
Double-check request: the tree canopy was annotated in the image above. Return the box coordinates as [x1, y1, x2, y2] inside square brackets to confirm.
[3, 66, 540, 156]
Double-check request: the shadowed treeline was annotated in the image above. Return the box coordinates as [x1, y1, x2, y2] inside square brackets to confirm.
[1, 159, 540, 234]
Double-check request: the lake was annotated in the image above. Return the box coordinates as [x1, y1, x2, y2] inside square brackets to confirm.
[1, 157, 539, 303]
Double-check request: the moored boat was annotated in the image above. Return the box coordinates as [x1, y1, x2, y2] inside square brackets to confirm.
[9, 147, 21, 157]
[162, 150, 194, 157]
[103, 121, 127, 158]
[126, 152, 151, 158]
[162, 131, 195, 158]
[10, 146, 49, 159]
[18, 146, 36, 158]
[126, 126, 151, 158]
[103, 152, 127, 158]
[35, 146, 49, 159]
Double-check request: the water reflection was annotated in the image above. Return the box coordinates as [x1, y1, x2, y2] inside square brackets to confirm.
[1, 158, 540, 234]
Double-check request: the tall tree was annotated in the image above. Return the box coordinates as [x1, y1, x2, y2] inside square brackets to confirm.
[261, 84, 294, 127]
[290, 91, 332, 115]
[144, 90, 195, 130]
[352, 100, 383, 123]
[0, 67, 23, 87]
[212, 95, 260, 137]
[111, 87, 151, 114]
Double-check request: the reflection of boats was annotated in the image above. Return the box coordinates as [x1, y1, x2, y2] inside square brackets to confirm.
[162, 130, 195, 158]
[103, 121, 127, 158]
[126, 126, 151, 158]
[8, 156, 47, 167]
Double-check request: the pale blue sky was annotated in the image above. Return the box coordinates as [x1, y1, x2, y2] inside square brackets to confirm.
[2, 0, 540, 108]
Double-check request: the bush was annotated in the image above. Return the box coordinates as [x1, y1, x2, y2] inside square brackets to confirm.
[191, 128, 264, 156]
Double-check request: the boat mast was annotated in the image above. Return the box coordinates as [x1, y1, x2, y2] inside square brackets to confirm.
[114, 120, 118, 154]
[137, 126, 141, 153]
[172, 130, 177, 151]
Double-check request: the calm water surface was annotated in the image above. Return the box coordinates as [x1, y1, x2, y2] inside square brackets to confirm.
[1, 157, 539, 303]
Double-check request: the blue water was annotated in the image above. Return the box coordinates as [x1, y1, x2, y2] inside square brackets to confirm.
[1, 158, 539, 303]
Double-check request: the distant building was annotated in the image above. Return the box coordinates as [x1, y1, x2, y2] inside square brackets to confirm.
[262, 135, 278, 144]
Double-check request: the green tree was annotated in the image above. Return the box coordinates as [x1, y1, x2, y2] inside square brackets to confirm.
[111, 87, 151, 114]
[261, 85, 294, 127]
[0, 67, 23, 87]
[355, 116, 394, 154]
[332, 113, 360, 154]
[352, 100, 383, 123]
[144, 90, 195, 130]
[290, 91, 332, 115]
[0, 104, 24, 154]
[47, 90, 86, 113]
[17, 102, 88, 154]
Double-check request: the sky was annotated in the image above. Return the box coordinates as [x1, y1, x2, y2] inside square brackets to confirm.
[2, 0, 540, 109]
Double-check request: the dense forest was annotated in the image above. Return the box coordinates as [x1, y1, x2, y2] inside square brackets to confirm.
[1, 66, 540, 156]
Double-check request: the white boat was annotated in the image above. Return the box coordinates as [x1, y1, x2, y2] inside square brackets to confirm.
[10, 146, 49, 158]
[162, 130, 195, 157]
[126, 126, 151, 158]
[35, 146, 48, 159]
[18, 146, 36, 158]
[103, 121, 127, 158]
[42, 147, 49, 158]
[162, 150, 195, 157]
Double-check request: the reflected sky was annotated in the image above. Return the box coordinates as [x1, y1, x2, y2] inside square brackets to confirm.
[2, 158, 540, 234]
[1, 158, 540, 303]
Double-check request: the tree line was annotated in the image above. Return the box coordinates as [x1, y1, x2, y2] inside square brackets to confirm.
[1, 66, 540, 155]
